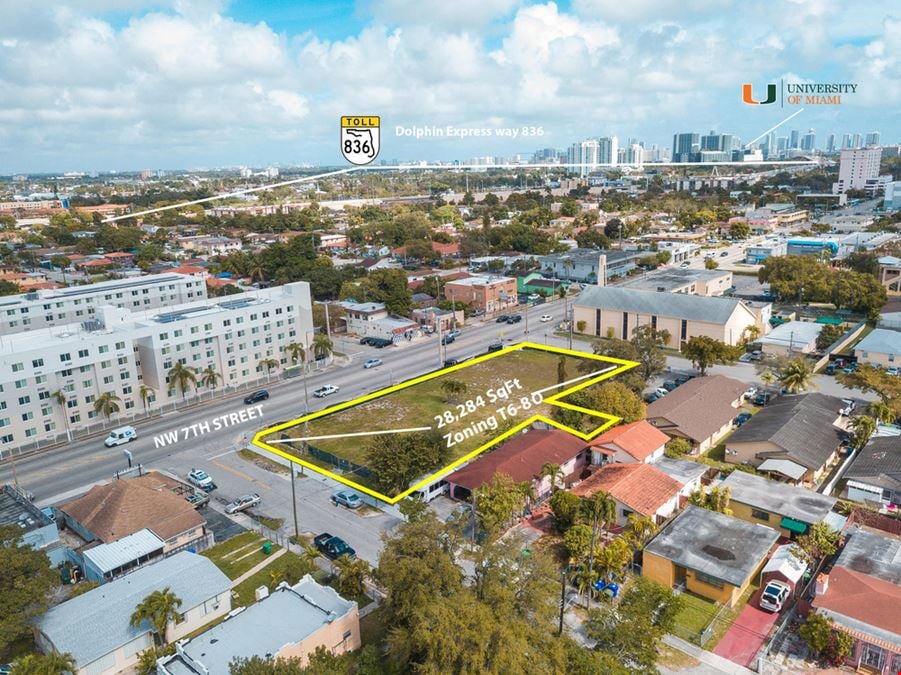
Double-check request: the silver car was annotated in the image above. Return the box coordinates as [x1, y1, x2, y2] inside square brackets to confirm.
[225, 493, 261, 514]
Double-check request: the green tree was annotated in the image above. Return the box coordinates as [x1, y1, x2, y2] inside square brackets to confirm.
[574, 228, 610, 250]
[778, 358, 815, 393]
[815, 324, 844, 351]
[93, 391, 121, 421]
[729, 221, 750, 239]
[556, 381, 646, 431]
[563, 524, 593, 560]
[682, 335, 741, 375]
[311, 334, 333, 363]
[333, 554, 371, 598]
[705, 257, 719, 270]
[837, 364, 901, 417]
[866, 400, 896, 425]
[200, 365, 222, 397]
[581, 490, 616, 608]
[284, 341, 306, 366]
[625, 514, 658, 561]
[800, 612, 854, 665]
[364, 431, 448, 495]
[664, 437, 692, 458]
[473, 472, 532, 540]
[849, 415, 877, 451]
[0, 280, 20, 296]
[257, 357, 279, 382]
[439, 378, 468, 403]
[549, 489, 583, 531]
[630, 325, 670, 381]
[688, 485, 732, 515]
[10, 652, 77, 675]
[167, 362, 197, 401]
[538, 462, 564, 492]
[129, 587, 183, 647]
[0, 526, 57, 656]
[791, 522, 839, 567]
[229, 647, 350, 674]
[139, 384, 154, 412]
[357, 269, 414, 315]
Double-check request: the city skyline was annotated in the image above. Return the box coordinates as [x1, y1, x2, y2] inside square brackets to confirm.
[0, 1, 898, 173]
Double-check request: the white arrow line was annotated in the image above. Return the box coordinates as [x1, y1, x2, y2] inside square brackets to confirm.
[533, 366, 617, 396]
[274, 426, 433, 443]
[744, 108, 805, 149]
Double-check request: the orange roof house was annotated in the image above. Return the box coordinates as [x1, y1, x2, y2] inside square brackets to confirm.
[589, 420, 670, 464]
[571, 462, 683, 525]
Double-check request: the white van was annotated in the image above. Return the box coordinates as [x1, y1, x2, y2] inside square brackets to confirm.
[411, 478, 449, 503]
[104, 426, 136, 447]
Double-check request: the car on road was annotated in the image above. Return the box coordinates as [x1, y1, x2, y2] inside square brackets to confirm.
[506, 314, 522, 324]
[720, 251, 729, 257]
[314, 533, 356, 560]
[680, 261, 691, 268]
[759, 580, 791, 612]
[441, 334, 455, 345]
[753, 392, 772, 406]
[371, 338, 393, 348]
[244, 390, 269, 404]
[888, 367, 899, 376]
[496, 315, 509, 323]
[539, 314, 553, 322]
[363, 358, 382, 369]
[447, 329, 462, 339]
[470, 309, 485, 317]
[734, 412, 752, 427]
[187, 468, 215, 491]
[486, 341, 503, 353]
[104, 425, 136, 447]
[313, 384, 340, 398]
[225, 493, 261, 514]
[331, 490, 363, 509]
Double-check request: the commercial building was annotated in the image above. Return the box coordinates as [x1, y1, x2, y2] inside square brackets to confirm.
[834, 147, 882, 193]
[878, 256, 901, 295]
[443, 275, 518, 314]
[538, 248, 640, 283]
[643, 506, 779, 607]
[0, 273, 207, 336]
[672, 133, 700, 163]
[175, 235, 242, 256]
[0, 282, 313, 454]
[720, 471, 837, 537]
[854, 328, 901, 367]
[756, 320, 823, 356]
[158, 575, 360, 673]
[36, 552, 232, 675]
[573, 286, 768, 348]
[620, 268, 734, 297]
[340, 301, 421, 342]
[745, 239, 787, 264]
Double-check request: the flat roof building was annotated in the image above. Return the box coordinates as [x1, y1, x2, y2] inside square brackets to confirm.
[0, 273, 207, 336]
[620, 268, 734, 297]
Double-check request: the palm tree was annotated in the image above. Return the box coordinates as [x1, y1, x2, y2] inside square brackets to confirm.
[849, 415, 877, 451]
[440, 378, 468, 403]
[333, 554, 371, 598]
[779, 358, 814, 394]
[595, 538, 631, 581]
[760, 370, 776, 388]
[538, 462, 565, 493]
[51, 389, 72, 441]
[93, 391, 121, 424]
[866, 400, 896, 425]
[135, 648, 160, 675]
[167, 362, 197, 402]
[258, 357, 280, 383]
[562, 258, 575, 280]
[130, 587, 183, 647]
[139, 384, 154, 413]
[11, 651, 77, 674]
[625, 514, 658, 571]
[284, 341, 306, 366]
[581, 490, 616, 609]
[301, 544, 321, 569]
[200, 366, 222, 399]
[312, 334, 333, 366]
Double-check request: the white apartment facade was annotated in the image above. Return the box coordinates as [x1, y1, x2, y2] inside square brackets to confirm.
[0, 273, 207, 336]
[0, 282, 312, 454]
[834, 147, 881, 193]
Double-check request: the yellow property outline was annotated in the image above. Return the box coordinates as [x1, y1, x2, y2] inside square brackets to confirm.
[252, 341, 638, 504]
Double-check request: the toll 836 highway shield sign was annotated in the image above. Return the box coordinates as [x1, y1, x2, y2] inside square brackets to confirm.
[340, 116, 380, 165]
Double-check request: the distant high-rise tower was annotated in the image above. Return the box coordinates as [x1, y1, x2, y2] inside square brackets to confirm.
[825, 134, 836, 153]
[801, 129, 816, 152]
[598, 136, 619, 166]
[790, 130, 800, 149]
[841, 133, 852, 149]
[852, 133, 863, 148]
[672, 133, 699, 162]
[569, 139, 600, 176]
[865, 131, 881, 146]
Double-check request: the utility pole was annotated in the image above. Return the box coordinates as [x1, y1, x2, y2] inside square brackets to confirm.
[437, 317, 444, 368]
[290, 461, 299, 540]
[559, 569, 567, 636]
[323, 302, 331, 339]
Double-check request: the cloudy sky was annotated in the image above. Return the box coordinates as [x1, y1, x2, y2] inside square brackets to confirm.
[0, 0, 898, 173]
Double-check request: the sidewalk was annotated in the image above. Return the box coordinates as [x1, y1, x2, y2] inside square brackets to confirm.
[663, 634, 757, 675]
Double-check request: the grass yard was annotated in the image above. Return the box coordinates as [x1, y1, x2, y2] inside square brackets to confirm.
[657, 643, 702, 671]
[231, 550, 309, 606]
[706, 581, 760, 649]
[201, 531, 281, 580]
[671, 591, 719, 644]
[265, 346, 606, 470]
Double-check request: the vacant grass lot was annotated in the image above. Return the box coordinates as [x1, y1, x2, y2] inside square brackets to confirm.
[267, 347, 605, 468]
[201, 531, 280, 580]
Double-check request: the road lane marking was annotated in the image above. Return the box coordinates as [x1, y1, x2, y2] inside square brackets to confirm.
[212, 459, 271, 490]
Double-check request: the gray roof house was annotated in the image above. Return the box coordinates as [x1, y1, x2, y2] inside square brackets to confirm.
[724, 393, 847, 484]
[844, 436, 901, 508]
[36, 552, 231, 675]
[158, 575, 361, 674]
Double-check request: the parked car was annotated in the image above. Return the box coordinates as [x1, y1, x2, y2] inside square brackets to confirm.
[496, 315, 509, 323]
[372, 338, 393, 348]
[734, 412, 752, 427]
[825, 363, 837, 375]
[506, 315, 522, 324]
[314, 533, 356, 560]
[759, 580, 791, 612]
[662, 380, 679, 392]
[744, 386, 758, 400]
[104, 425, 136, 447]
[187, 468, 215, 491]
[887, 367, 899, 376]
[441, 334, 455, 345]
[753, 392, 772, 406]
[185, 493, 210, 509]
[359, 336, 375, 345]
[363, 358, 382, 369]
[674, 374, 693, 386]
[470, 309, 485, 317]
[840, 398, 857, 416]
[842, 363, 858, 374]
[447, 329, 462, 339]
[225, 493, 261, 514]
[720, 251, 729, 257]
[680, 261, 691, 268]
[244, 390, 269, 404]
[331, 490, 363, 509]
[313, 384, 340, 398]
[486, 341, 503, 353]
[540, 314, 553, 322]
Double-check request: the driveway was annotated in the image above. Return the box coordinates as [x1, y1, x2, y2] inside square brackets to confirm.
[713, 587, 780, 667]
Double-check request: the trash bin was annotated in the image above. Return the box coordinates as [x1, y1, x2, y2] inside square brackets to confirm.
[262, 541, 272, 555]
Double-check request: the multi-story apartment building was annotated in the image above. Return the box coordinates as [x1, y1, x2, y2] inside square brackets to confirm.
[0, 282, 312, 453]
[834, 147, 882, 193]
[0, 273, 207, 336]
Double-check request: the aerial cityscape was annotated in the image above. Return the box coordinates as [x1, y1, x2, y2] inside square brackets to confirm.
[0, 1, 899, 674]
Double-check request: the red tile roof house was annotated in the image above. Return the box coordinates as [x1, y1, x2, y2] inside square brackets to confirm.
[810, 526, 901, 674]
[104, 251, 136, 266]
[588, 420, 669, 465]
[570, 462, 683, 526]
[445, 429, 591, 502]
